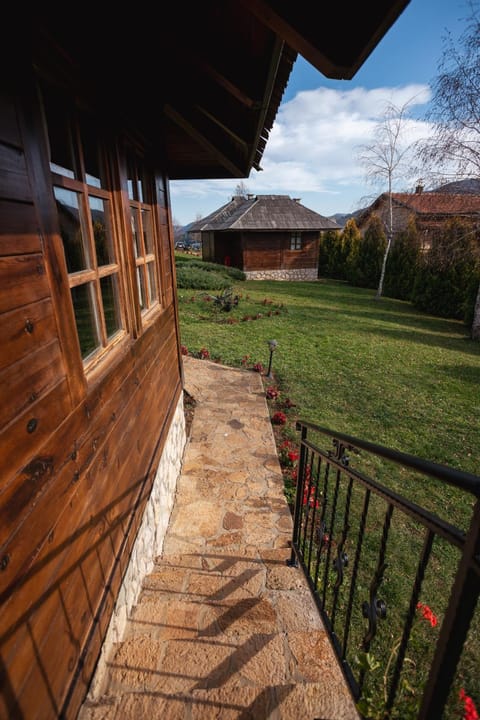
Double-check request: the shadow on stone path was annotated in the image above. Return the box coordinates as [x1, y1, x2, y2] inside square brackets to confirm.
[78, 358, 360, 720]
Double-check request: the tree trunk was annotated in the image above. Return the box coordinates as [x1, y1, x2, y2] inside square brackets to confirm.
[376, 185, 394, 299]
[376, 234, 392, 299]
[471, 282, 480, 340]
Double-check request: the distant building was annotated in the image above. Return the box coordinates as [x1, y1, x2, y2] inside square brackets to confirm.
[357, 186, 480, 249]
[190, 194, 340, 280]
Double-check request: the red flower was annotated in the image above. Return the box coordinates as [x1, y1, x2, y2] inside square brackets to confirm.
[272, 411, 287, 425]
[288, 451, 299, 463]
[416, 602, 438, 628]
[199, 347, 210, 359]
[181, 345, 188, 356]
[460, 689, 479, 720]
[266, 386, 279, 399]
[302, 484, 319, 508]
[253, 362, 264, 372]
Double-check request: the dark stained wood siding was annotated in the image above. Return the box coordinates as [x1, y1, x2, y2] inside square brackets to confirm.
[0, 70, 183, 720]
[243, 230, 319, 271]
[213, 231, 243, 268]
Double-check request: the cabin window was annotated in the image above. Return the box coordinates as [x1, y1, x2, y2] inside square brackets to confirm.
[42, 87, 124, 363]
[290, 232, 302, 250]
[127, 153, 160, 313]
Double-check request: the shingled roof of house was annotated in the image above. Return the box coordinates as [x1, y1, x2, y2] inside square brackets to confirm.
[374, 192, 480, 216]
[190, 195, 340, 232]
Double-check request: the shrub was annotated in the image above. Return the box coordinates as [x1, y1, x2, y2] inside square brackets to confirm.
[384, 219, 421, 301]
[176, 266, 230, 290]
[411, 218, 480, 322]
[175, 256, 246, 290]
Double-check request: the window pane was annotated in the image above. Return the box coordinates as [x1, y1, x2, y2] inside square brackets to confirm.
[147, 261, 157, 303]
[71, 283, 100, 358]
[136, 267, 146, 310]
[100, 275, 122, 338]
[131, 208, 141, 257]
[127, 156, 136, 200]
[80, 115, 104, 188]
[137, 177, 144, 203]
[42, 87, 76, 179]
[142, 209, 154, 253]
[89, 196, 115, 265]
[54, 187, 90, 272]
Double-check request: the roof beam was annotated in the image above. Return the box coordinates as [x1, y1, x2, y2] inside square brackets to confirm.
[164, 104, 247, 178]
[240, 0, 410, 80]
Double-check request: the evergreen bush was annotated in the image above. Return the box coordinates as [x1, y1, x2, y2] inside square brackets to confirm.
[384, 217, 421, 301]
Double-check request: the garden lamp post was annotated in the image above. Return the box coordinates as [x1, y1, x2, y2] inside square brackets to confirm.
[266, 339, 278, 379]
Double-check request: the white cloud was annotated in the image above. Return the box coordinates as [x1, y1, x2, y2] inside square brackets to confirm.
[170, 84, 433, 223]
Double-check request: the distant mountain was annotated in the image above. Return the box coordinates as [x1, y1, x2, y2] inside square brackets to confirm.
[328, 209, 365, 228]
[433, 178, 480, 194]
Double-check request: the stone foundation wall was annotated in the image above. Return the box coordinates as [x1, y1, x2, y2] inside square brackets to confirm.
[244, 268, 318, 281]
[86, 394, 186, 698]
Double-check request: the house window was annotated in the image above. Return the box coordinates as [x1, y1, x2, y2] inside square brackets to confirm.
[42, 86, 124, 363]
[290, 232, 302, 250]
[127, 153, 160, 313]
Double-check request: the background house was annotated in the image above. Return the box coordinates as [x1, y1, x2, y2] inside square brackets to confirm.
[1, 3, 409, 718]
[357, 184, 480, 249]
[191, 194, 340, 280]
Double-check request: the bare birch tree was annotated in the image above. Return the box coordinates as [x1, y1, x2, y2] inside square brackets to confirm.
[416, 1, 480, 338]
[357, 100, 415, 299]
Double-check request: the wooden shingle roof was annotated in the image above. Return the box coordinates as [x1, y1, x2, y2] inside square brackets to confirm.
[361, 192, 480, 220]
[392, 192, 480, 215]
[191, 195, 340, 231]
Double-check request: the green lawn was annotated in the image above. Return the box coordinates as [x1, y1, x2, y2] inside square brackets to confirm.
[176, 260, 480, 718]
[178, 273, 480, 479]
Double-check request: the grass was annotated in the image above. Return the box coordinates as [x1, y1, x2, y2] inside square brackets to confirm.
[177, 267, 480, 476]
[176, 255, 480, 718]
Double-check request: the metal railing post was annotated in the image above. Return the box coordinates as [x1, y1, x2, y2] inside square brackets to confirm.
[288, 423, 308, 567]
[418, 500, 480, 719]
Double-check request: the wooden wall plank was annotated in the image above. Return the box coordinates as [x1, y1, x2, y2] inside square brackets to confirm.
[0, 298, 57, 374]
[0, 355, 180, 714]
[0, 200, 41, 256]
[0, 254, 50, 313]
[0, 312, 177, 577]
[0, 379, 71, 506]
[0, 92, 21, 147]
[0, 142, 31, 203]
[0, 341, 178, 633]
[0, 340, 65, 432]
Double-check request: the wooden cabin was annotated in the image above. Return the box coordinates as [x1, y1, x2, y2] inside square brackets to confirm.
[357, 188, 480, 250]
[193, 194, 339, 280]
[1, 3, 409, 718]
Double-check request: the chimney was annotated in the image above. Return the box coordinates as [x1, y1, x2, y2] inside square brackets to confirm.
[415, 181, 424, 194]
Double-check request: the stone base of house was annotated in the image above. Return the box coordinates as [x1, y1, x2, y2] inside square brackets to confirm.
[85, 394, 187, 699]
[244, 268, 318, 281]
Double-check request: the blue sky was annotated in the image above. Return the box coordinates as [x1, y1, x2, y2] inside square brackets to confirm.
[170, 0, 469, 226]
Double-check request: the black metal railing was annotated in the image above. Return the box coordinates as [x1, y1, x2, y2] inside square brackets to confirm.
[289, 421, 480, 720]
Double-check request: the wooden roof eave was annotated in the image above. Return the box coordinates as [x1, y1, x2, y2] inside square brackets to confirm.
[247, 37, 294, 173]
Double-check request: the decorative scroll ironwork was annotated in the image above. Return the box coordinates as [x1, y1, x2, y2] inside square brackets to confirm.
[361, 504, 392, 654]
[288, 419, 480, 719]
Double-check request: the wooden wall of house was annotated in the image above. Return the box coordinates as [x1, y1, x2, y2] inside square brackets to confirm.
[213, 232, 243, 268]
[243, 231, 319, 271]
[0, 65, 182, 719]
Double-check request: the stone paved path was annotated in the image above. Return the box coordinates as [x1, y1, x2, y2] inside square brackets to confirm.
[78, 358, 359, 720]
